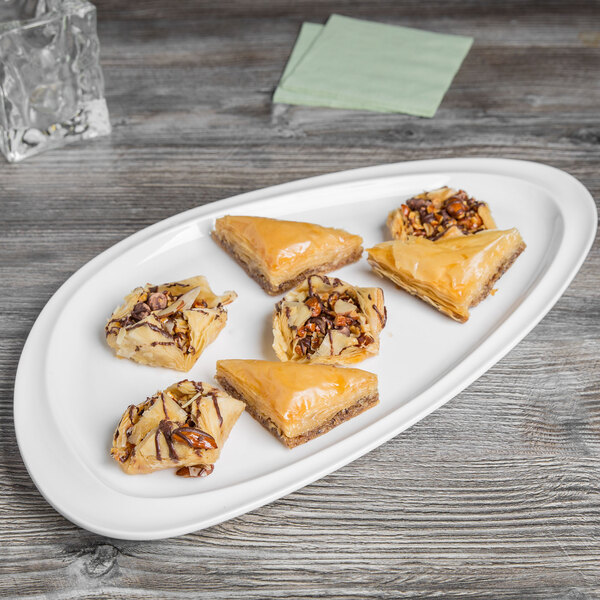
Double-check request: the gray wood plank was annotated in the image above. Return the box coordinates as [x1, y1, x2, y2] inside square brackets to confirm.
[1, 1, 599, 598]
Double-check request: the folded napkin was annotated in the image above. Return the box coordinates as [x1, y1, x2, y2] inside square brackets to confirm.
[273, 14, 473, 117]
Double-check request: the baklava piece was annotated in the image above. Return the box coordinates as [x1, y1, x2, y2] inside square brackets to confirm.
[216, 360, 378, 448]
[111, 379, 245, 476]
[105, 276, 236, 371]
[367, 228, 526, 323]
[387, 187, 496, 241]
[212, 215, 363, 295]
[273, 275, 386, 365]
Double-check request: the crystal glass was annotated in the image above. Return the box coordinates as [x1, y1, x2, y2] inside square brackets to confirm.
[0, 0, 110, 162]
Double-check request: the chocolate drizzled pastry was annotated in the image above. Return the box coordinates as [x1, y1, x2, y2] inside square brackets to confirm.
[387, 186, 496, 242]
[105, 276, 236, 372]
[272, 275, 386, 365]
[110, 379, 244, 476]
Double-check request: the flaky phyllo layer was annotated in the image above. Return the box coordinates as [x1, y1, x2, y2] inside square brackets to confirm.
[215, 360, 378, 440]
[387, 186, 496, 242]
[111, 380, 245, 476]
[368, 228, 526, 323]
[105, 276, 236, 371]
[273, 275, 386, 365]
[212, 215, 363, 294]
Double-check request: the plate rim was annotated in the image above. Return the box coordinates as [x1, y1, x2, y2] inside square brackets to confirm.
[14, 158, 597, 540]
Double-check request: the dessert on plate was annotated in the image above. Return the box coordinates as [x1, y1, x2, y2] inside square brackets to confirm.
[367, 228, 526, 323]
[215, 359, 378, 448]
[272, 274, 386, 364]
[111, 379, 245, 476]
[105, 276, 236, 371]
[387, 187, 496, 241]
[211, 215, 363, 295]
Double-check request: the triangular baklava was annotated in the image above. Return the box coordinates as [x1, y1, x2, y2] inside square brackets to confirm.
[105, 276, 236, 371]
[212, 215, 363, 295]
[367, 228, 526, 322]
[111, 380, 245, 476]
[387, 187, 496, 241]
[273, 275, 386, 364]
[215, 360, 378, 448]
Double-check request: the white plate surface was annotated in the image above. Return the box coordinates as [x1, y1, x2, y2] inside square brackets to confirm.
[14, 159, 596, 540]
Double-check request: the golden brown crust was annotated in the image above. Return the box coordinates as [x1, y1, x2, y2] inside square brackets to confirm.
[216, 375, 378, 448]
[367, 229, 526, 323]
[212, 230, 363, 295]
[469, 241, 526, 309]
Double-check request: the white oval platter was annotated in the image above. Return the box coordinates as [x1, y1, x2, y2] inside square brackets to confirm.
[14, 158, 597, 540]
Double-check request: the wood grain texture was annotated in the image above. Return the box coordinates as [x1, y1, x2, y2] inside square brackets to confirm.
[1, 0, 599, 598]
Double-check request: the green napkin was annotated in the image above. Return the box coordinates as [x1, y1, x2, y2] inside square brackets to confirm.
[273, 23, 324, 107]
[273, 14, 473, 117]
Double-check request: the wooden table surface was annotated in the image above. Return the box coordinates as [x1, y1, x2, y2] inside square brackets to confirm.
[2, 1, 599, 597]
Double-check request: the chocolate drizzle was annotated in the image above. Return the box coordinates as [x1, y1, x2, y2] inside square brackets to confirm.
[372, 304, 386, 327]
[127, 321, 173, 339]
[212, 397, 223, 427]
[171, 427, 217, 450]
[155, 420, 178, 461]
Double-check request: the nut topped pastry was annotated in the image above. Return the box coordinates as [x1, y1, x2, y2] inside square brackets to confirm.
[105, 276, 236, 371]
[111, 379, 245, 476]
[212, 215, 363, 295]
[273, 275, 386, 365]
[387, 187, 496, 241]
[368, 228, 525, 323]
[216, 360, 378, 448]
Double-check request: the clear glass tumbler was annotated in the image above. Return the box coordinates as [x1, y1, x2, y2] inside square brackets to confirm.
[0, 0, 110, 162]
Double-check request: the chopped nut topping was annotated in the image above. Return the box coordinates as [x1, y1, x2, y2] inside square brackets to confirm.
[147, 292, 168, 311]
[388, 187, 495, 241]
[131, 301, 151, 321]
[175, 464, 215, 478]
[275, 275, 385, 362]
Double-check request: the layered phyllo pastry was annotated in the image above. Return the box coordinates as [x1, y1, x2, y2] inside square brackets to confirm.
[273, 275, 386, 365]
[105, 276, 236, 371]
[367, 228, 526, 323]
[387, 187, 496, 241]
[212, 215, 363, 295]
[111, 380, 245, 476]
[215, 360, 378, 448]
